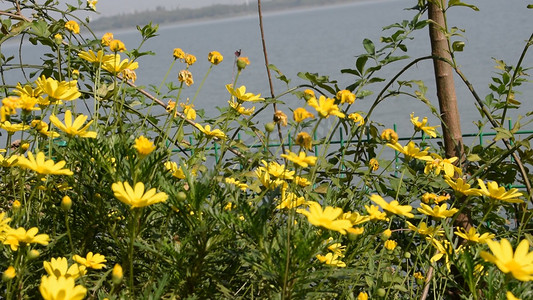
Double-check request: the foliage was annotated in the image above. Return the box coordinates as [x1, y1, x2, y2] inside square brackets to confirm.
[0, 0, 532, 299]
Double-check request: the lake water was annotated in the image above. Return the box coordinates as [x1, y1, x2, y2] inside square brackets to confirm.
[2, 0, 532, 143]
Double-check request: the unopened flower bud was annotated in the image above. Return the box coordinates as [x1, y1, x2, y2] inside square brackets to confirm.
[236, 57, 250, 70]
[303, 89, 315, 101]
[54, 33, 63, 45]
[61, 195, 72, 211]
[176, 192, 187, 201]
[28, 249, 40, 260]
[72, 69, 80, 80]
[382, 229, 392, 240]
[376, 288, 386, 297]
[112, 264, 123, 284]
[264, 122, 276, 133]
[12, 200, 21, 210]
[2, 266, 16, 281]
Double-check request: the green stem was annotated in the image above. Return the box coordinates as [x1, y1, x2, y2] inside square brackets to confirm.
[394, 168, 407, 201]
[190, 64, 213, 105]
[65, 213, 75, 256]
[128, 208, 141, 299]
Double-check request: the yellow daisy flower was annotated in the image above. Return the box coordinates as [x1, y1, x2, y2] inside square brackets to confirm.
[178, 70, 194, 86]
[417, 203, 459, 219]
[370, 194, 414, 218]
[454, 227, 495, 244]
[78, 50, 113, 64]
[39, 275, 87, 300]
[336, 90, 356, 104]
[49, 110, 96, 138]
[386, 141, 432, 161]
[3, 227, 50, 251]
[228, 100, 255, 116]
[35, 76, 81, 103]
[164, 161, 186, 179]
[477, 179, 523, 203]
[72, 252, 107, 269]
[16, 152, 73, 176]
[316, 252, 346, 267]
[109, 39, 126, 52]
[307, 95, 345, 119]
[297, 201, 353, 234]
[280, 151, 317, 168]
[64, 20, 80, 34]
[444, 176, 482, 196]
[208, 51, 223, 65]
[424, 153, 462, 177]
[226, 84, 264, 102]
[195, 123, 226, 140]
[348, 113, 365, 126]
[293, 107, 314, 123]
[406, 221, 444, 237]
[133, 136, 156, 156]
[0, 121, 30, 133]
[111, 181, 168, 208]
[102, 54, 138, 74]
[410, 112, 439, 138]
[43, 257, 86, 279]
[480, 238, 533, 281]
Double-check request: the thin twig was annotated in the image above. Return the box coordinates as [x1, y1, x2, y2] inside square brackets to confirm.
[0, 10, 31, 22]
[257, 0, 286, 154]
[501, 33, 533, 124]
[453, 67, 533, 203]
[420, 265, 434, 300]
[119, 76, 246, 159]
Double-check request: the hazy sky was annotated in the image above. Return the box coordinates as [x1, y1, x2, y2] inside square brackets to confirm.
[0, 1, 255, 17]
[95, 0, 253, 16]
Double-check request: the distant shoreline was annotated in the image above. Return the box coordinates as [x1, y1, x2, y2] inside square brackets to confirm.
[90, 0, 387, 32]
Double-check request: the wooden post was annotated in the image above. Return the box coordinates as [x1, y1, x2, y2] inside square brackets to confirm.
[428, 0, 465, 161]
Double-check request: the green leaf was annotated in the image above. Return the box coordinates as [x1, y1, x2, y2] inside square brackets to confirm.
[452, 41, 465, 52]
[30, 20, 50, 38]
[380, 55, 409, 64]
[268, 64, 291, 85]
[398, 44, 408, 52]
[528, 4, 533, 8]
[356, 55, 369, 75]
[493, 127, 513, 141]
[368, 77, 385, 83]
[363, 38, 375, 55]
[356, 90, 373, 98]
[393, 284, 408, 292]
[340, 69, 361, 76]
[467, 154, 481, 162]
[448, 0, 479, 10]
